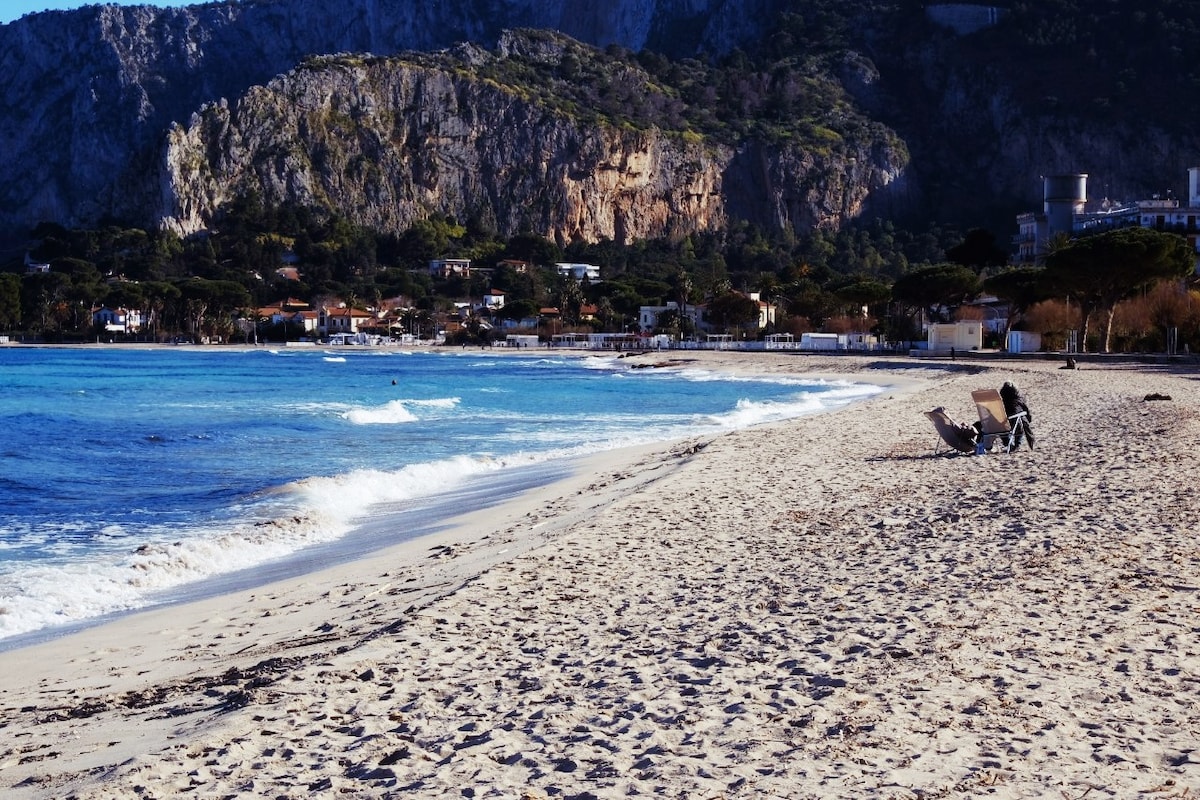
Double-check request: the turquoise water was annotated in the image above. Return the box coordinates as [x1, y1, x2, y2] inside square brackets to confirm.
[0, 346, 881, 642]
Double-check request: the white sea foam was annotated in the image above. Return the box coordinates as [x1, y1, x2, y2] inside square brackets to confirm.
[580, 355, 622, 370]
[342, 397, 460, 424]
[0, 348, 885, 644]
[410, 397, 461, 409]
[0, 511, 346, 640]
[343, 400, 419, 424]
[292, 453, 511, 518]
[671, 367, 843, 388]
[0, 453, 518, 640]
[4, 444, 558, 636]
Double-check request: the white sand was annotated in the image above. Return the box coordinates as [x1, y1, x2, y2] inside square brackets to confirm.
[1, 352, 1199, 798]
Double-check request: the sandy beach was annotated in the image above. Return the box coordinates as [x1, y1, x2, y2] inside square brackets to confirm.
[1, 351, 1198, 799]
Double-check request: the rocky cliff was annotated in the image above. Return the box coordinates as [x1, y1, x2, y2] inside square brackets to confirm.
[6, 0, 1197, 249]
[158, 33, 906, 245]
[0, 0, 790, 245]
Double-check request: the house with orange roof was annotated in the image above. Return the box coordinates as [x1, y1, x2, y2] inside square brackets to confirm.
[256, 302, 320, 335]
[319, 305, 375, 335]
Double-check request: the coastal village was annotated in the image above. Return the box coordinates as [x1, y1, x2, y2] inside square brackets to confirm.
[41, 254, 797, 352]
[31, 166, 1199, 358]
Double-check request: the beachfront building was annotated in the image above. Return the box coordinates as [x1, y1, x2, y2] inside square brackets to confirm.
[92, 306, 143, 334]
[1015, 169, 1200, 271]
[927, 321, 983, 352]
[256, 302, 318, 335]
[638, 301, 703, 335]
[483, 289, 506, 312]
[319, 305, 374, 335]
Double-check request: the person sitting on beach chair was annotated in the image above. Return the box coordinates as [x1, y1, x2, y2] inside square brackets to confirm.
[971, 386, 1032, 453]
[1000, 381, 1034, 450]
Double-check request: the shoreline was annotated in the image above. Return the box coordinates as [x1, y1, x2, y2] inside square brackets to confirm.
[0, 457, 577, 655]
[2, 352, 1198, 797]
[0, 350, 892, 649]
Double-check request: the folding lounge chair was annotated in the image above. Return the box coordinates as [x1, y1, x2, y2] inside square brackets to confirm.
[971, 389, 1028, 453]
[924, 407, 977, 455]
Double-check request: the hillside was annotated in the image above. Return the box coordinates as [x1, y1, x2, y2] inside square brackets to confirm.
[160, 30, 906, 245]
[3, 0, 1200, 248]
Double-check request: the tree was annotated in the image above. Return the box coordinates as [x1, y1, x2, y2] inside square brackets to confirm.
[178, 278, 250, 340]
[555, 274, 584, 325]
[983, 267, 1045, 335]
[891, 262, 981, 324]
[596, 296, 616, 331]
[832, 278, 891, 317]
[104, 282, 145, 316]
[141, 281, 181, 341]
[500, 298, 538, 324]
[21, 271, 70, 334]
[0, 273, 20, 331]
[946, 228, 1009, 271]
[503, 232, 561, 267]
[782, 278, 837, 329]
[1042, 227, 1194, 353]
[706, 290, 760, 337]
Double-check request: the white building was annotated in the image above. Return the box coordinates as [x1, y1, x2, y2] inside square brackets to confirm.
[92, 306, 143, 333]
[1016, 168, 1200, 271]
[555, 262, 601, 282]
[927, 322, 983, 352]
[483, 289, 505, 311]
[638, 301, 702, 333]
[24, 252, 50, 274]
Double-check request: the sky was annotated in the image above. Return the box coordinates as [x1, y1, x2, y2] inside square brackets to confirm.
[1, 1, 203, 26]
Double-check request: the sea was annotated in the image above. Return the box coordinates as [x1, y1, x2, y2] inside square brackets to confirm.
[0, 345, 882, 646]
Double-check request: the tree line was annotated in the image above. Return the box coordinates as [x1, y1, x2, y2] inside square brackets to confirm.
[1, 196, 1196, 353]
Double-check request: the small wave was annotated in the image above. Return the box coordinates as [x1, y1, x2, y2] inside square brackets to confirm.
[699, 386, 881, 429]
[580, 356, 622, 370]
[323, 356, 347, 363]
[291, 454, 507, 515]
[672, 367, 833, 387]
[342, 397, 460, 425]
[409, 397, 460, 409]
[343, 400, 419, 425]
[0, 511, 348, 640]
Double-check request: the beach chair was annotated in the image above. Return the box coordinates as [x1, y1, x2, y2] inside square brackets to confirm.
[924, 407, 977, 455]
[971, 389, 1028, 453]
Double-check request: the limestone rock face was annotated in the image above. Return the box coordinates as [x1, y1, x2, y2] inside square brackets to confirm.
[0, 0, 793, 243]
[159, 44, 906, 244]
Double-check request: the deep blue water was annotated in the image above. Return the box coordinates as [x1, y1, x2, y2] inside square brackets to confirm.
[0, 345, 880, 641]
